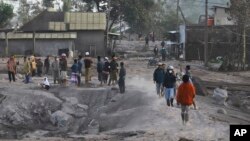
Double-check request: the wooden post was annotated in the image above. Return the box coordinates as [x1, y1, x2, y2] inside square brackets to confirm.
[5, 32, 8, 57]
[204, 0, 208, 66]
[33, 31, 36, 55]
[243, 26, 246, 70]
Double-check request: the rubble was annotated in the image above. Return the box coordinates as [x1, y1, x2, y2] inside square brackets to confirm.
[212, 87, 228, 105]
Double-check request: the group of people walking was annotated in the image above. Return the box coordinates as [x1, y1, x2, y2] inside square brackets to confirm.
[153, 63, 196, 125]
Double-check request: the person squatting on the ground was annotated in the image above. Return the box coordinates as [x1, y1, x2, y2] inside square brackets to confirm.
[60, 53, 68, 86]
[176, 75, 196, 125]
[103, 57, 110, 84]
[154, 45, 159, 57]
[40, 77, 50, 90]
[118, 62, 126, 93]
[44, 55, 50, 75]
[153, 63, 165, 98]
[84, 52, 93, 84]
[7, 55, 16, 82]
[71, 59, 79, 85]
[164, 65, 177, 106]
[23, 57, 31, 84]
[77, 55, 83, 86]
[36, 58, 43, 77]
[108, 56, 118, 85]
[97, 56, 104, 85]
[51, 56, 60, 84]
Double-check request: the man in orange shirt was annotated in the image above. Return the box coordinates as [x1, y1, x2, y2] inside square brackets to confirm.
[177, 75, 196, 125]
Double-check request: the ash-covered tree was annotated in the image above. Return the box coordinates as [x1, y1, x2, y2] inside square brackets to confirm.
[81, 0, 156, 34]
[31, 1, 43, 17]
[63, 0, 72, 12]
[43, 0, 54, 8]
[0, 1, 14, 27]
[229, 0, 250, 70]
[18, 0, 32, 25]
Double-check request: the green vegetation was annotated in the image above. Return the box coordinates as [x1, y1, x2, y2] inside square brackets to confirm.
[0, 1, 14, 27]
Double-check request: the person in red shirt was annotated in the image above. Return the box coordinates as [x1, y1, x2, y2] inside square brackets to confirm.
[177, 75, 196, 125]
[7, 55, 16, 82]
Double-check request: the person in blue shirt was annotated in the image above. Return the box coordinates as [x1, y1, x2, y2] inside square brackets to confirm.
[71, 59, 78, 85]
[153, 63, 165, 98]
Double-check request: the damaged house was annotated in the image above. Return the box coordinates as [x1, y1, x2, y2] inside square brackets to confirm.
[0, 9, 106, 56]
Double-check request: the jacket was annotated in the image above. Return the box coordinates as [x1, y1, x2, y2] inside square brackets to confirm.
[153, 67, 165, 83]
[163, 72, 176, 88]
[7, 59, 16, 73]
[51, 60, 60, 71]
[71, 63, 78, 73]
[110, 60, 118, 71]
[60, 59, 67, 71]
[119, 67, 126, 79]
[97, 61, 103, 73]
[23, 61, 31, 74]
[177, 82, 196, 106]
[84, 58, 93, 69]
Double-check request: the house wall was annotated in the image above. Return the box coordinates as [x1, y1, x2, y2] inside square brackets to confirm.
[75, 30, 105, 56]
[185, 25, 250, 64]
[214, 8, 234, 25]
[0, 39, 74, 56]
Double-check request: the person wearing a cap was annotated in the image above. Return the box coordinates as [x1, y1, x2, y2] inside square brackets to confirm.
[84, 52, 93, 84]
[153, 62, 165, 98]
[59, 53, 68, 86]
[163, 65, 176, 106]
[108, 55, 118, 85]
[103, 57, 110, 84]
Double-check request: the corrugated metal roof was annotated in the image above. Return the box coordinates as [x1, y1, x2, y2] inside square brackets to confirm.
[0, 32, 77, 39]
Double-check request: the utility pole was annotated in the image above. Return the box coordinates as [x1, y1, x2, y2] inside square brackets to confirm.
[106, 0, 111, 56]
[176, 0, 180, 30]
[204, 0, 208, 66]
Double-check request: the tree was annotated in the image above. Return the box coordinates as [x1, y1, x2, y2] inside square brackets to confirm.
[81, 0, 156, 34]
[63, 0, 72, 12]
[18, 0, 32, 25]
[0, 1, 14, 27]
[229, 0, 250, 70]
[31, 1, 43, 17]
[43, 0, 54, 8]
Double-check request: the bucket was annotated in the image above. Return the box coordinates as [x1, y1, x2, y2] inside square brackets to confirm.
[208, 18, 214, 26]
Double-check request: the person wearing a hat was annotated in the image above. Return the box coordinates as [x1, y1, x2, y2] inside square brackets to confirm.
[164, 65, 177, 106]
[84, 52, 93, 84]
[153, 62, 165, 97]
[108, 55, 118, 85]
[36, 58, 43, 77]
[102, 57, 110, 84]
[59, 53, 68, 86]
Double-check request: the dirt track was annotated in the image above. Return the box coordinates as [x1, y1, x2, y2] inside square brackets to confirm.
[0, 58, 250, 141]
